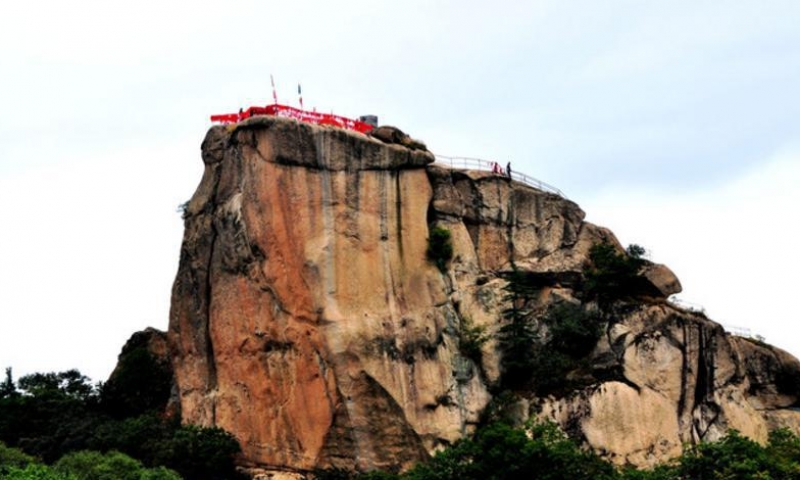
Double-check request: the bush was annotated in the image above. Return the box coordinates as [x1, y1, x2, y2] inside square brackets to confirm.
[496, 267, 603, 394]
[404, 421, 616, 480]
[457, 317, 488, 364]
[0, 442, 36, 472]
[0, 369, 102, 462]
[583, 242, 646, 311]
[427, 227, 454, 272]
[518, 303, 603, 395]
[54, 450, 181, 480]
[100, 343, 173, 418]
[2, 463, 78, 480]
[498, 269, 540, 388]
[161, 425, 241, 480]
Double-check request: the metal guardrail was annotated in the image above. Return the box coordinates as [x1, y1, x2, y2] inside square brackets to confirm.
[722, 325, 766, 343]
[433, 155, 567, 199]
[668, 297, 765, 342]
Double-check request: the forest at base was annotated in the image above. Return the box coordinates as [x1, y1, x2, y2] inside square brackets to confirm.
[3, 367, 800, 480]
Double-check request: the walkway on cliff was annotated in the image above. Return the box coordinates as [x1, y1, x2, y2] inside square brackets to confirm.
[433, 154, 567, 199]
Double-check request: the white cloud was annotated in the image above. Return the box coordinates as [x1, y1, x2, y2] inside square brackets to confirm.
[2, 0, 800, 381]
[585, 147, 800, 355]
[0, 140, 199, 381]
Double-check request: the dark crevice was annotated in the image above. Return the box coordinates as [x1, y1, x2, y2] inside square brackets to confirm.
[203, 184, 223, 427]
[676, 320, 689, 423]
[395, 171, 404, 259]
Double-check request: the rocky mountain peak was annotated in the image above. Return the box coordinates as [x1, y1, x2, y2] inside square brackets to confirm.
[157, 116, 800, 475]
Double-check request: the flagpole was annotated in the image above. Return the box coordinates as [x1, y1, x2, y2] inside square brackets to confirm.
[298, 83, 304, 110]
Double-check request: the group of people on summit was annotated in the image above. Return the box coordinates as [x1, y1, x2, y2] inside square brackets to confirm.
[491, 161, 512, 179]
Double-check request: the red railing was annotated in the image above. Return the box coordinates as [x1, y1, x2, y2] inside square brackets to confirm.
[210, 104, 375, 134]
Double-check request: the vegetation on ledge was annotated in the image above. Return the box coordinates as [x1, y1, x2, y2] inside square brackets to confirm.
[312, 421, 800, 480]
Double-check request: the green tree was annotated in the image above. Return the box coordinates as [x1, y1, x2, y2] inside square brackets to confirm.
[100, 342, 173, 418]
[0, 370, 102, 462]
[678, 430, 772, 479]
[457, 317, 489, 364]
[427, 226, 454, 273]
[764, 428, 800, 478]
[498, 269, 540, 388]
[404, 421, 616, 480]
[2, 463, 78, 480]
[160, 425, 241, 480]
[583, 242, 646, 311]
[0, 368, 18, 400]
[55, 450, 182, 480]
[1, 442, 36, 475]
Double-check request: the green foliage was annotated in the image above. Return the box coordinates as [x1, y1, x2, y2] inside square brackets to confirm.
[160, 425, 241, 480]
[0, 369, 18, 400]
[18, 371, 97, 403]
[55, 451, 146, 480]
[404, 421, 616, 480]
[0, 368, 241, 480]
[766, 427, 800, 476]
[318, 427, 800, 480]
[1, 442, 36, 474]
[583, 242, 647, 310]
[140, 467, 184, 480]
[2, 463, 78, 480]
[498, 269, 540, 388]
[100, 342, 173, 418]
[54, 451, 181, 480]
[544, 303, 602, 359]
[0, 369, 101, 462]
[618, 465, 677, 480]
[88, 415, 241, 480]
[426, 227, 453, 272]
[525, 303, 602, 395]
[678, 430, 771, 479]
[457, 317, 488, 364]
[497, 268, 604, 393]
[356, 472, 401, 480]
[626, 244, 646, 259]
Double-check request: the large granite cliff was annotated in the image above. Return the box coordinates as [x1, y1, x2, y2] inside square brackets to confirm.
[164, 116, 800, 474]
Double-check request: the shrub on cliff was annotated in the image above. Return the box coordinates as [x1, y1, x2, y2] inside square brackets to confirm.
[497, 269, 541, 388]
[582, 242, 646, 310]
[525, 303, 603, 395]
[457, 317, 489, 364]
[426, 226, 453, 272]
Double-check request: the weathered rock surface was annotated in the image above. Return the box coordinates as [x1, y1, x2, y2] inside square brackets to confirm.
[165, 115, 800, 474]
[171, 117, 483, 473]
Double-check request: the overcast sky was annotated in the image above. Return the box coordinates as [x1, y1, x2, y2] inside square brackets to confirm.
[1, 1, 799, 382]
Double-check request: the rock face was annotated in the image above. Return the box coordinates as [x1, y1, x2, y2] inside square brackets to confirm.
[170, 117, 486, 472]
[167, 116, 800, 473]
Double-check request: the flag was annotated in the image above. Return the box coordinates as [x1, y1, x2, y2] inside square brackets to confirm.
[298, 83, 304, 109]
[271, 74, 278, 104]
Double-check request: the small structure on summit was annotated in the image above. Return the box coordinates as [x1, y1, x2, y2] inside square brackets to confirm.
[210, 78, 377, 134]
[210, 103, 377, 134]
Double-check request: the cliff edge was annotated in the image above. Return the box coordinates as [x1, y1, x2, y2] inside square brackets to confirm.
[165, 116, 800, 474]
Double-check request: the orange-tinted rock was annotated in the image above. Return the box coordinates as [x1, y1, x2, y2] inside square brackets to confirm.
[166, 116, 800, 474]
[169, 117, 483, 472]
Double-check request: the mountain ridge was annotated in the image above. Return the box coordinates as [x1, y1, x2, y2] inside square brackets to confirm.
[131, 116, 800, 475]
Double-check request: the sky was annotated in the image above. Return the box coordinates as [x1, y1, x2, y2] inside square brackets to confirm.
[1, 1, 799, 382]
